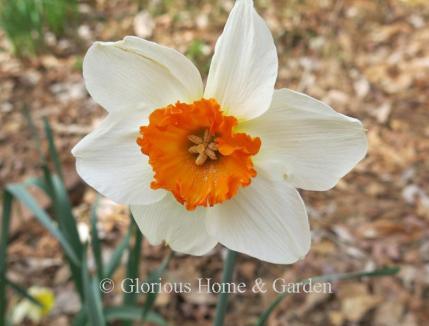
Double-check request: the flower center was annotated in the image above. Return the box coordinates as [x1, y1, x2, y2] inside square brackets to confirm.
[137, 98, 261, 210]
[188, 129, 219, 166]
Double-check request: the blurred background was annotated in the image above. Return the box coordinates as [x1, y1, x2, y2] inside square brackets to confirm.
[1, 0, 429, 325]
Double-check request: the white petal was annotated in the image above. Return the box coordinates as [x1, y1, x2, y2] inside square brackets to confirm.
[206, 170, 310, 264]
[83, 36, 203, 113]
[72, 110, 166, 205]
[131, 196, 217, 256]
[204, 0, 278, 120]
[243, 88, 368, 191]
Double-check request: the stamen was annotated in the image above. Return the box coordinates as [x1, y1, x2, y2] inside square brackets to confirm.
[188, 129, 219, 166]
[205, 148, 217, 160]
[188, 144, 205, 154]
[188, 135, 203, 144]
[203, 129, 210, 143]
[208, 143, 218, 151]
[195, 152, 208, 166]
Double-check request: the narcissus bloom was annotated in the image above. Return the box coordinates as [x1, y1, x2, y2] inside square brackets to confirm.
[12, 287, 55, 324]
[72, 0, 367, 264]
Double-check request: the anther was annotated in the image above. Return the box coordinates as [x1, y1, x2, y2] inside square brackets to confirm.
[203, 129, 211, 143]
[195, 152, 208, 166]
[188, 135, 203, 144]
[205, 148, 217, 160]
[208, 143, 218, 151]
[189, 144, 205, 154]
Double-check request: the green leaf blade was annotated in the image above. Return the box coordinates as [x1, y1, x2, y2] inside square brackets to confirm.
[82, 247, 106, 326]
[142, 251, 173, 321]
[0, 191, 14, 325]
[105, 306, 167, 326]
[105, 229, 132, 279]
[90, 197, 103, 281]
[6, 279, 43, 307]
[43, 117, 64, 181]
[5, 184, 80, 266]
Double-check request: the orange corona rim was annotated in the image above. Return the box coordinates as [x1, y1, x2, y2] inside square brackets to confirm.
[137, 98, 261, 210]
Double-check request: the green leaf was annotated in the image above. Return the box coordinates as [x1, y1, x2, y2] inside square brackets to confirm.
[35, 167, 84, 301]
[0, 0, 78, 57]
[213, 249, 237, 326]
[9, 177, 85, 300]
[43, 117, 64, 181]
[105, 306, 167, 326]
[71, 309, 87, 326]
[90, 196, 103, 281]
[124, 221, 143, 298]
[123, 220, 143, 326]
[82, 247, 106, 326]
[5, 184, 80, 266]
[142, 251, 173, 321]
[42, 171, 84, 301]
[311, 266, 400, 283]
[256, 266, 400, 326]
[0, 191, 13, 325]
[6, 279, 43, 307]
[89, 278, 106, 325]
[28, 112, 84, 301]
[21, 104, 43, 161]
[67, 260, 85, 303]
[104, 228, 132, 279]
[49, 175, 83, 256]
[23, 177, 50, 195]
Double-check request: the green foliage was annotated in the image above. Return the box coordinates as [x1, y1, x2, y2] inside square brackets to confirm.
[82, 246, 106, 326]
[0, 0, 77, 57]
[6, 183, 81, 266]
[0, 191, 13, 324]
[0, 111, 169, 325]
[213, 250, 237, 326]
[141, 251, 173, 323]
[5, 279, 43, 308]
[105, 306, 167, 325]
[90, 197, 104, 281]
[123, 220, 143, 326]
[104, 229, 132, 279]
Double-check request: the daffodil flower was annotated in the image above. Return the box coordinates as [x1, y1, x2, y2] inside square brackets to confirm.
[12, 287, 55, 324]
[72, 0, 367, 264]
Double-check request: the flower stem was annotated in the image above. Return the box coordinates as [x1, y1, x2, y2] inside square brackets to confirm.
[213, 249, 237, 326]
